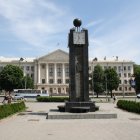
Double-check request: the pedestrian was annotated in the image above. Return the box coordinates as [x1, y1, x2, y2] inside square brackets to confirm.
[113, 94, 116, 103]
[2, 93, 8, 104]
[7, 93, 13, 104]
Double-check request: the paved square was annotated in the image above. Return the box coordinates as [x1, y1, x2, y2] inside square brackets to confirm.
[0, 102, 140, 140]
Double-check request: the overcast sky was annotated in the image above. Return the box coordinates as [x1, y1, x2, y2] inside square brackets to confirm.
[0, 0, 140, 64]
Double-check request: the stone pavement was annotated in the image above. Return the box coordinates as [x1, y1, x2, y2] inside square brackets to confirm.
[0, 102, 140, 140]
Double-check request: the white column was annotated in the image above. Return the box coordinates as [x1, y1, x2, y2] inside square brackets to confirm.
[63, 87, 66, 94]
[54, 63, 57, 84]
[38, 63, 41, 83]
[62, 63, 65, 84]
[46, 63, 48, 84]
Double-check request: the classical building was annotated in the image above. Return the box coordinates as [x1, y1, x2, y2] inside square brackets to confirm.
[0, 49, 135, 95]
[0, 49, 69, 95]
[34, 49, 69, 95]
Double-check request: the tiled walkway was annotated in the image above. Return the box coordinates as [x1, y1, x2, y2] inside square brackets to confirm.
[0, 102, 140, 140]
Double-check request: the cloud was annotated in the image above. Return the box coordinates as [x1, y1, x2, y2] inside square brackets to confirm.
[86, 19, 104, 28]
[0, 0, 72, 50]
[88, 7, 140, 64]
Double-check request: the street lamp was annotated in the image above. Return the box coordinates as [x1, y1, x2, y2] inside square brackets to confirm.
[104, 74, 108, 101]
[19, 57, 24, 67]
[119, 61, 125, 98]
[19, 57, 27, 89]
[91, 61, 94, 97]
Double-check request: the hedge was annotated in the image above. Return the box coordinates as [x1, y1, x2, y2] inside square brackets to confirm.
[0, 102, 26, 120]
[36, 96, 69, 102]
[117, 100, 140, 114]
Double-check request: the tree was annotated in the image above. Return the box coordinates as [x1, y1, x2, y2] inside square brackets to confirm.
[104, 68, 120, 98]
[0, 65, 23, 93]
[93, 65, 105, 98]
[21, 75, 34, 89]
[134, 64, 140, 93]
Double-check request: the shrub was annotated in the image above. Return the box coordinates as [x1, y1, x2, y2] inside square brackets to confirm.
[117, 100, 140, 114]
[36, 96, 69, 102]
[0, 102, 26, 120]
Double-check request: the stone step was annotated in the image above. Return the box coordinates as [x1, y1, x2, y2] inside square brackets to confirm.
[46, 111, 117, 119]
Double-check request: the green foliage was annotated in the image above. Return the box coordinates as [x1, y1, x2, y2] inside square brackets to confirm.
[0, 102, 26, 120]
[21, 75, 34, 89]
[117, 100, 140, 114]
[0, 65, 23, 92]
[104, 68, 120, 97]
[36, 96, 69, 102]
[134, 64, 140, 93]
[93, 65, 105, 97]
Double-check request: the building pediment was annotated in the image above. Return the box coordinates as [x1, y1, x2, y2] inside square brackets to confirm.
[37, 49, 69, 63]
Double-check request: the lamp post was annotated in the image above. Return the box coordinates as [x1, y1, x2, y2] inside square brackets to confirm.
[19, 57, 27, 89]
[91, 61, 94, 97]
[120, 61, 125, 98]
[19, 57, 24, 67]
[24, 76, 27, 89]
[105, 74, 108, 101]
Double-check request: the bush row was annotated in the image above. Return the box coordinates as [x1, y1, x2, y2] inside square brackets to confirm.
[0, 102, 26, 120]
[36, 96, 69, 102]
[117, 100, 140, 114]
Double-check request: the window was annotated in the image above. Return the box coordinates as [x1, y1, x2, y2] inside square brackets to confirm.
[42, 64, 45, 69]
[124, 66, 126, 71]
[26, 66, 30, 71]
[57, 79, 62, 84]
[31, 66, 34, 71]
[129, 87, 131, 91]
[124, 80, 127, 84]
[118, 66, 122, 72]
[119, 87, 122, 91]
[128, 66, 131, 71]
[42, 79, 45, 84]
[128, 73, 131, 77]
[119, 80, 121, 84]
[119, 73, 121, 77]
[49, 79, 54, 84]
[50, 88, 53, 93]
[49, 64, 54, 77]
[114, 66, 117, 71]
[65, 65, 69, 77]
[124, 73, 127, 77]
[31, 74, 34, 80]
[125, 87, 127, 91]
[57, 64, 62, 77]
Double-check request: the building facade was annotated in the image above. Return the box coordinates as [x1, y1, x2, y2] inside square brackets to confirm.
[89, 57, 135, 95]
[0, 50, 135, 95]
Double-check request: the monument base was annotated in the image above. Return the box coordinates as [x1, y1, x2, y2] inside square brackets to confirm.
[46, 111, 117, 119]
[58, 101, 99, 113]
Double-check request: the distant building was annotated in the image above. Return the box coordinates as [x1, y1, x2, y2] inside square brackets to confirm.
[89, 56, 135, 95]
[0, 49, 135, 95]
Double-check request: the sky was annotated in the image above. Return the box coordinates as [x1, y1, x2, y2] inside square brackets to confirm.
[0, 0, 140, 64]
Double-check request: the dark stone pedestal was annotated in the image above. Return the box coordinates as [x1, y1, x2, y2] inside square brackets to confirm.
[58, 101, 98, 113]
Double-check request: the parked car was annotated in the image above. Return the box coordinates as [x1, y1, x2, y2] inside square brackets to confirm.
[12, 95, 26, 101]
[136, 93, 140, 99]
